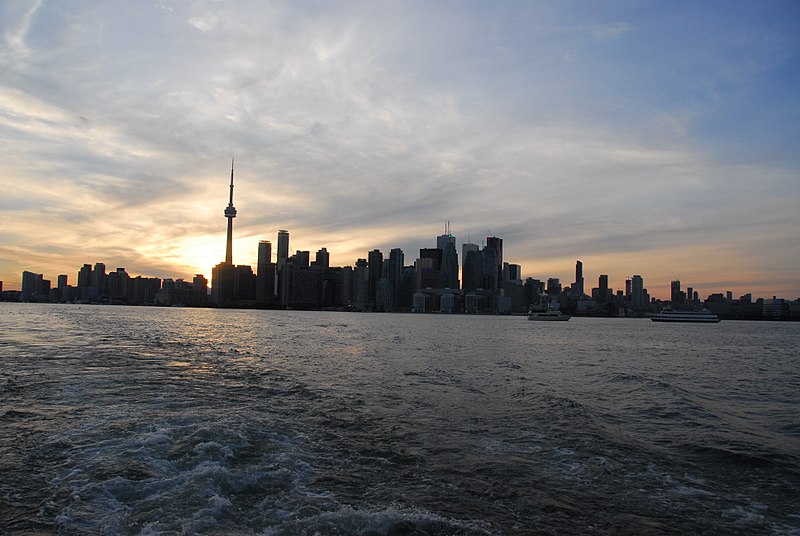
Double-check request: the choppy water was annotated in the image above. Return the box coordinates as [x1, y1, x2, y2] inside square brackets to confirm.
[1, 303, 798, 535]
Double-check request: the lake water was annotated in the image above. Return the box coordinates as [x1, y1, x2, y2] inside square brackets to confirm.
[1, 303, 798, 535]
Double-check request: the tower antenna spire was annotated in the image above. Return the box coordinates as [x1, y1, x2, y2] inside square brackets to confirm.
[224, 158, 238, 264]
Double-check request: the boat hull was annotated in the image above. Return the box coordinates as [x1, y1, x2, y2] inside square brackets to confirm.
[651, 317, 719, 323]
[528, 313, 571, 321]
[650, 310, 720, 323]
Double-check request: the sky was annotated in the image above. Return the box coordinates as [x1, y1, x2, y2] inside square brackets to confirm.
[1, 0, 798, 299]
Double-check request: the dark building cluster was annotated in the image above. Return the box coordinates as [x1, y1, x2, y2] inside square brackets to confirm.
[6, 264, 208, 307]
[205, 233, 799, 320]
[2, 163, 797, 320]
[203, 165, 798, 319]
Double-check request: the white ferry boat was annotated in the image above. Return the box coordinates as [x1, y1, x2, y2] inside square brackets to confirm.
[650, 309, 720, 323]
[528, 310, 571, 321]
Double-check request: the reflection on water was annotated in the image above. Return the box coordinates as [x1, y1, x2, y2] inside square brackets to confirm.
[0, 303, 798, 535]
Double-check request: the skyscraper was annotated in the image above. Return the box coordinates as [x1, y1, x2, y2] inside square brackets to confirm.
[671, 280, 684, 306]
[598, 274, 609, 303]
[353, 258, 369, 310]
[437, 232, 459, 289]
[485, 236, 503, 289]
[461, 242, 478, 282]
[574, 260, 584, 297]
[257, 240, 274, 304]
[224, 159, 237, 264]
[462, 248, 482, 293]
[258, 240, 272, 266]
[21, 271, 40, 299]
[631, 275, 644, 308]
[93, 262, 106, 295]
[277, 230, 289, 268]
[387, 248, 404, 309]
[78, 264, 92, 288]
[367, 249, 383, 310]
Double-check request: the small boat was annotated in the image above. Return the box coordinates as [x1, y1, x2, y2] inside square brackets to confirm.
[650, 309, 720, 323]
[528, 309, 571, 321]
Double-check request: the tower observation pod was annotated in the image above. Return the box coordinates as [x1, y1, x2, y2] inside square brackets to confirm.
[224, 158, 237, 264]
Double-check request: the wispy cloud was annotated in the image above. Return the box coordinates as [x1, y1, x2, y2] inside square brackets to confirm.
[1, 0, 43, 54]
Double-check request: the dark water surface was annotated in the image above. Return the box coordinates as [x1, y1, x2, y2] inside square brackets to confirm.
[1, 303, 798, 535]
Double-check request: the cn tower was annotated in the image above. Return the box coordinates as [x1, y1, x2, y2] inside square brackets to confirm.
[224, 158, 237, 264]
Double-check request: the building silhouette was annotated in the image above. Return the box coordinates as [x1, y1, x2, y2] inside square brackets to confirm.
[257, 240, 275, 304]
[211, 160, 253, 306]
[367, 249, 383, 310]
[573, 260, 584, 297]
[437, 229, 459, 289]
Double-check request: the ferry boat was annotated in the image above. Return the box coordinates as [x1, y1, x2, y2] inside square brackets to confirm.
[528, 310, 571, 321]
[650, 309, 720, 323]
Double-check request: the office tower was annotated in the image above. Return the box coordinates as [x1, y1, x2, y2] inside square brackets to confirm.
[78, 264, 92, 288]
[462, 248, 482, 293]
[376, 278, 391, 312]
[321, 267, 342, 307]
[353, 258, 369, 310]
[234, 265, 256, 301]
[57, 275, 68, 290]
[524, 278, 545, 306]
[276, 230, 290, 305]
[481, 246, 498, 290]
[290, 264, 323, 308]
[107, 268, 129, 299]
[93, 262, 106, 295]
[419, 248, 442, 269]
[483, 236, 503, 288]
[339, 266, 354, 306]
[417, 248, 444, 289]
[387, 248, 404, 309]
[277, 230, 289, 267]
[258, 240, 272, 266]
[437, 230, 459, 289]
[398, 266, 416, 310]
[485, 236, 503, 266]
[461, 242, 478, 287]
[367, 249, 383, 309]
[415, 256, 442, 289]
[315, 248, 330, 268]
[686, 286, 694, 304]
[625, 279, 632, 299]
[598, 274, 609, 303]
[574, 260, 584, 297]
[193, 274, 208, 296]
[631, 275, 644, 308]
[462, 242, 479, 257]
[257, 241, 275, 303]
[21, 271, 40, 299]
[485, 236, 503, 289]
[224, 159, 237, 264]
[671, 280, 684, 305]
[503, 263, 522, 284]
[546, 278, 561, 295]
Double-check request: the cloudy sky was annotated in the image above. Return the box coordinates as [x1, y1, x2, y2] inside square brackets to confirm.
[1, 1, 798, 299]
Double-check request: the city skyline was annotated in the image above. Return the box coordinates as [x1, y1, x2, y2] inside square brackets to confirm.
[1, 2, 799, 299]
[4, 226, 796, 306]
